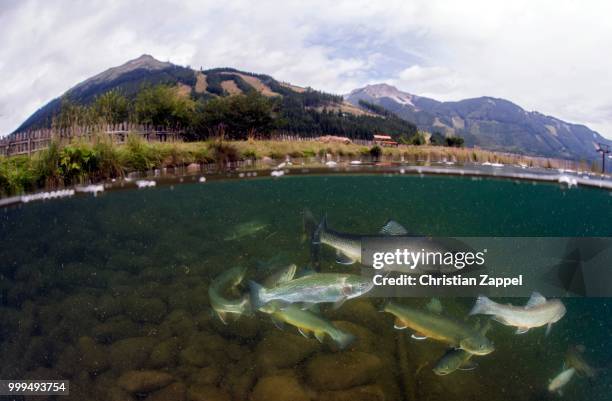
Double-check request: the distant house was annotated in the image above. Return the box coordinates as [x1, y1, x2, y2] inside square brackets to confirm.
[373, 134, 398, 147]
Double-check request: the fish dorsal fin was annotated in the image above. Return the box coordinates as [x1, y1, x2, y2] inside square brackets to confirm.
[275, 264, 297, 284]
[379, 220, 409, 236]
[425, 298, 443, 314]
[525, 292, 547, 309]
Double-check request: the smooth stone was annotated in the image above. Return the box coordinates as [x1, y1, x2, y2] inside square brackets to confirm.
[92, 316, 139, 343]
[306, 351, 382, 391]
[250, 375, 311, 401]
[179, 333, 227, 367]
[148, 337, 181, 369]
[146, 382, 187, 401]
[77, 336, 110, 373]
[95, 295, 124, 321]
[109, 337, 156, 372]
[190, 366, 221, 386]
[255, 331, 320, 373]
[187, 385, 231, 401]
[123, 297, 167, 324]
[117, 370, 174, 393]
[317, 384, 385, 401]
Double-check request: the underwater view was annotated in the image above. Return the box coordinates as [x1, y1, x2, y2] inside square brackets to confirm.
[1, 173, 611, 401]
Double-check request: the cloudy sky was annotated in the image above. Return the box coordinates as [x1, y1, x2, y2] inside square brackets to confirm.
[1, 0, 612, 137]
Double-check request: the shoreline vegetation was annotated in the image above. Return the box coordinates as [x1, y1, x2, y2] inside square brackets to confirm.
[0, 135, 602, 197]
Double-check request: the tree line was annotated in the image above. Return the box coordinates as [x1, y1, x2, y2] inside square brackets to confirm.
[53, 82, 462, 145]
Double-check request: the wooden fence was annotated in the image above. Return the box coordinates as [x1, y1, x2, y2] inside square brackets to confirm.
[0, 123, 182, 157]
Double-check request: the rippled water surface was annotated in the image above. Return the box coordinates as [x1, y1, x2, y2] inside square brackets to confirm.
[0, 174, 611, 401]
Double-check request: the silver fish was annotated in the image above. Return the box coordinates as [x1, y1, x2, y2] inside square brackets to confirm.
[224, 220, 269, 241]
[307, 213, 473, 274]
[548, 367, 576, 395]
[208, 266, 251, 324]
[469, 292, 566, 335]
[249, 273, 373, 310]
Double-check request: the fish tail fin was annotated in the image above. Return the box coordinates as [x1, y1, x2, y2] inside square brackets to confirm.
[312, 214, 327, 245]
[249, 280, 267, 310]
[331, 330, 356, 350]
[380, 300, 394, 313]
[469, 295, 493, 316]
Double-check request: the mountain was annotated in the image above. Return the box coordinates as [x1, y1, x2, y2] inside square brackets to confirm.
[14, 55, 417, 140]
[346, 83, 611, 161]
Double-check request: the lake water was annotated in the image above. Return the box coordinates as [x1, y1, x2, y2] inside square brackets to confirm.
[0, 173, 610, 400]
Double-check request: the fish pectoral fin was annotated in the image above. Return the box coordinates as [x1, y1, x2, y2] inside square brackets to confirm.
[314, 331, 326, 343]
[545, 322, 553, 337]
[271, 316, 285, 330]
[379, 220, 409, 236]
[525, 291, 547, 309]
[515, 327, 530, 335]
[393, 318, 408, 330]
[216, 311, 229, 325]
[332, 297, 347, 310]
[458, 360, 478, 371]
[300, 303, 321, 313]
[335, 251, 356, 265]
[298, 327, 311, 338]
[491, 315, 512, 326]
[411, 333, 428, 340]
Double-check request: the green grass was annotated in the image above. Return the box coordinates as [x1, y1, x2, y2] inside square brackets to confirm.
[0, 136, 599, 197]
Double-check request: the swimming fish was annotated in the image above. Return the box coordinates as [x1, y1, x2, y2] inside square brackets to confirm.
[306, 212, 476, 274]
[267, 304, 356, 349]
[469, 292, 566, 335]
[433, 321, 492, 375]
[249, 273, 373, 311]
[223, 220, 270, 241]
[208, 266, 251, 324]
[311, 215, 408, 265]
[565, 345, 598, 379]
[548, 367, 576, 395]
[383, 302, 494, 355]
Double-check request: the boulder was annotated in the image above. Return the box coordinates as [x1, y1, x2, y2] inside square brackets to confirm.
[146, 382, 187, 401]
[117, 370, 174, 393]
[317, 384, 385, 401]
[187, 385, 231, 401]
[95, 295, 124, 321]
[190, 366, 221, 386]
[123, 297, 167, 324]
[148, 337, 181, 369]
[250, 375, 311, 401]
[305, 351, 382, 391]
[92, 316, 139, 343]
[77, 336, 110, 373]
[109, 337, 156, 372]
[179, 333, 227, 367]
[255, 331, 320, 373]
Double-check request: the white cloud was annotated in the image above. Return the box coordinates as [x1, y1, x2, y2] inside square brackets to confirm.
[1, 0, 612, 138]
